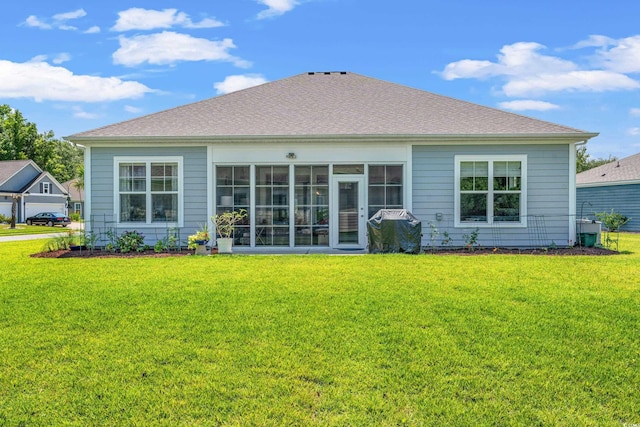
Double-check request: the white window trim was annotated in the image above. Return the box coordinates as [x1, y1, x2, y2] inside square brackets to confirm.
[42, 182, 51, 194]
[113, 156, 184, 227]
[454, 155, 527, 228]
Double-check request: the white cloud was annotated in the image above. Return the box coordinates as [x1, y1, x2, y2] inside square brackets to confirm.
[570, 35, 616, 50]
[28, 55, 49, 63]
[112, 8, 223, 31]
[73, 107, 100, 119]
[498, 100, 560, 112]
[256, 0, 299, 19]
[52, 53, 71, 65]
[628, 127, 640, 136]
[53, 9, 87, 21]
[24, 9, 87, 31]
[113, 32, 250, 68]
[84, 26, 101, 34]
[503, 70, 639, 97]
[630, 108, 640, 117]
[592, 35, 640, 74]
[214, 74, 268, 95]
[440, 41, 640, 97]
[0, 59, 154, 102]
[124, 105, 142, 113]
[25, 15, 52, 29]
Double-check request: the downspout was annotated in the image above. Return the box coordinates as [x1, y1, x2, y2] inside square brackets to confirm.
[569, 140, 588, 246]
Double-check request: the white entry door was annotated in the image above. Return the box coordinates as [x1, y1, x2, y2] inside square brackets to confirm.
[331, 175, 366, 248]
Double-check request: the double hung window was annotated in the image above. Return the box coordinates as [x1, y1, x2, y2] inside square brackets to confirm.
[455, 155, 526, 226]
[116, 157, 182, 225]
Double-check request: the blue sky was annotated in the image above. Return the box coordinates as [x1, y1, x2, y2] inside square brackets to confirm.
[2, 0, 640, 159]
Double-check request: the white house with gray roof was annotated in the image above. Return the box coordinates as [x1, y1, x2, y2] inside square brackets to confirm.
[67, 71, 598, 250]
[576, 152, 640, 232]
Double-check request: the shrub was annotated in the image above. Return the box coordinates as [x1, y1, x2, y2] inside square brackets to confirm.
[595, 209, 631, 232]
[69, 213, 81, 222]
[0, 214, 10, 224]
[595, 209, 631, 251]
[116, 231, 145, 253]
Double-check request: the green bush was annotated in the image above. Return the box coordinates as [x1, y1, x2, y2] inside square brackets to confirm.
[0, 214, 10, 224]
[116, 230, 145, 253]
[69, 213, 81, 222]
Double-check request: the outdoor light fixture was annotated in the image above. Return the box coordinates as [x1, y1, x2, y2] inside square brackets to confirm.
[286, 152, 296, 159]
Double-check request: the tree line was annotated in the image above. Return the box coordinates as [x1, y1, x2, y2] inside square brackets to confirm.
[0, 104, 83, 184]
[576, 145, 616, 174]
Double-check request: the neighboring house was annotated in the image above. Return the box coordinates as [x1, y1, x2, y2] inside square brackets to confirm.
[576, 152, 640, 231]
[67, 71, 597, 250]
[0, 160, 69, 222]
[62, 178, 84, 218]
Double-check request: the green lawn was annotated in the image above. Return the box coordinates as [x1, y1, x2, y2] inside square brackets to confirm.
[1, 237, 639, 426]
[0, 224, 71, 236]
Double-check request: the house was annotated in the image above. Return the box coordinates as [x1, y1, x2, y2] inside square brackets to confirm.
[0, 160, 69, 222]
[576, 152, 640, 231]
[67, 71, 597, 250]
[62, 178, 84, 218]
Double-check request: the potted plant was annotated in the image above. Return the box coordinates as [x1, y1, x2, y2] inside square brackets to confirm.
[188, 224, 210, 255]
[211, 209, 247, 254]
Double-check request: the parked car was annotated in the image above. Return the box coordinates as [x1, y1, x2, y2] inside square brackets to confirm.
[25, 212, 71, 227]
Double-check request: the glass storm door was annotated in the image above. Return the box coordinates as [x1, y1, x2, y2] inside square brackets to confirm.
[332, 176, 366, 248]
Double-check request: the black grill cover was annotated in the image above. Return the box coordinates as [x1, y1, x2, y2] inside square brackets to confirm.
[367, 209, 422, 254]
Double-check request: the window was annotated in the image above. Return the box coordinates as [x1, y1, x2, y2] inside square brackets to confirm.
[368, 165, 403, 218]
[294, 165, 329, 246]
[256, 166, 290, 246]
[115, 157, 182, 225]
[455, 155, 526, 226]
[216, 166, 250, 245]
[41, 182, 51, 194]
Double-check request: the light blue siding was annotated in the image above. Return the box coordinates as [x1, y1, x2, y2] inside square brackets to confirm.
[89, 146, 208, 244]
[576, 184, 640, 232]
[412, 144, 572, 248]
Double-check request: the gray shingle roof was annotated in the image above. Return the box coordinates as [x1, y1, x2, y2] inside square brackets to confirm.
[62, 178, 84, 201]
[68, 71, 595, 140]
[576, 152, 640, 185]
[0, 160, 36, 187]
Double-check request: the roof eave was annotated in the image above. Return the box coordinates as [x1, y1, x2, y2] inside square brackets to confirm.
[67, 132, 599, 145]
[577, 179, 640, 188]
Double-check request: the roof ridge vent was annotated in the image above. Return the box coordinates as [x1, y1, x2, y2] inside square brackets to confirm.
[307, 71, 348, 76]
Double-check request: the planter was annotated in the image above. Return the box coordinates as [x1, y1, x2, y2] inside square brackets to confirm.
[217, 237, 234, 254]
[194, 240, 209, 256]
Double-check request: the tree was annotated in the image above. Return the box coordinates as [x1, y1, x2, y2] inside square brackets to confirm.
[0, 104, 83, 182]
[576, 146, 617, 173]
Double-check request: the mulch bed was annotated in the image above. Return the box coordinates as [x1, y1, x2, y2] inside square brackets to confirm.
[31, 249, 195, 258]
[424, 246, 619, 256]
[31, 246, 618, 258]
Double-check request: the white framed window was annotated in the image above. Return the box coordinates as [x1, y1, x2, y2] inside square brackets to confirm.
[114, 157, 183, 226]
[41, 182, 51, 194]
[454, 155, 527, 227]
[367, 164, 403, 218]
